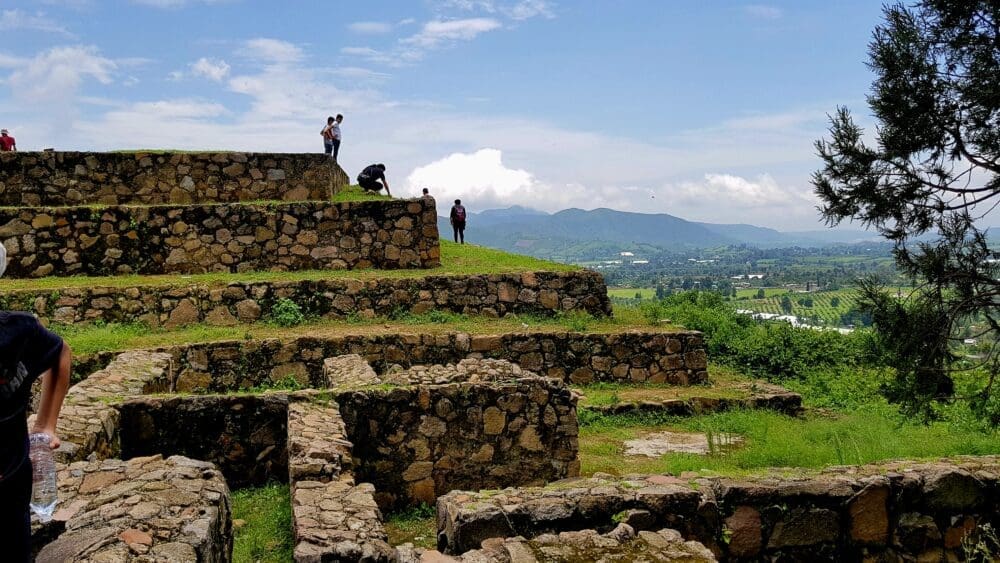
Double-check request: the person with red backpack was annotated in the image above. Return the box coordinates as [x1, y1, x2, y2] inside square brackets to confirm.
[450, 199, 467, 244]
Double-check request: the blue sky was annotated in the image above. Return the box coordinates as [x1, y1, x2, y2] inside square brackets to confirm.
[0, 1, 888, 229]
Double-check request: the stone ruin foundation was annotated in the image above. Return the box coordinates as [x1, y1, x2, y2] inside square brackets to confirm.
[30, 345, 1000, 562]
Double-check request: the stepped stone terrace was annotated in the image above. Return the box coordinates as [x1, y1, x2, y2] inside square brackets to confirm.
[3, 151, 994, 562]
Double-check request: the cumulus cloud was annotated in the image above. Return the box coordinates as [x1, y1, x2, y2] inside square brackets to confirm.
[191, 57, 230, 81]
[744, 4, 783, 19]
[0, 9, 73, 36]
[6, 45, 115, 103]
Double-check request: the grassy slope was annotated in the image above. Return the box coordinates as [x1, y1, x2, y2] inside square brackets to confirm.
[0, 240, 575, 292]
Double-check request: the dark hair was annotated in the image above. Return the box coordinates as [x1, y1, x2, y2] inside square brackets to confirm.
[422, 188, 429, 194]
[336, 114, 343, 120]
[377, 163, 386, 170]
[327, 116, 334, 123]
[455, 199, 461, 205]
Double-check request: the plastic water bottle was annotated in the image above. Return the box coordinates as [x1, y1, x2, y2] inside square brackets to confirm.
[29, 433, 57, 522]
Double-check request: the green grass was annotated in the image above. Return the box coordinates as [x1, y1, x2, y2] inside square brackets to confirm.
[608, 288, 657, 300]
[231, 484, 293, 563]
[579, 407, 1000, 478]
[384, 504, 437, 549]
[0, 241, 575, 293]
[330, 184, 393, 202]
[52, 306, 678, 357]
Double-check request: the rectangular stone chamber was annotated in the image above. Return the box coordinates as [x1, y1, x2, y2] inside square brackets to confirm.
[0, 151, 348, 206]
[0, 198, 441, 277]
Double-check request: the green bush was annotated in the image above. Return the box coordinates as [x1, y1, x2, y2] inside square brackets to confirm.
[269, 298, 305, 327]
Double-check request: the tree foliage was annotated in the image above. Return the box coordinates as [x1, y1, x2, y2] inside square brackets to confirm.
[814, 1, 1000, 422]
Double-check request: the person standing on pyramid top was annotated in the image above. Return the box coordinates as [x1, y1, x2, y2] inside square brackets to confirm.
[321, 115, 342, 161]
[0, 129, 16, 152]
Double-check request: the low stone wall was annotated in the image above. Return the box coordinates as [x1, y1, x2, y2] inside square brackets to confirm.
[288, 398, 394, 562]
[91, 331, 706, 392]
[0, 198, 440, 277]
[30, 350, 172, 463]
[338, 376, 580, 511]
[0, 151, 347, 206]
[437, 456, 1000, 561]
[5, 270, 611, 326]
[35, 454, 231, 563]
[583, 390, 803, 417]
[118, 394, 289, 489]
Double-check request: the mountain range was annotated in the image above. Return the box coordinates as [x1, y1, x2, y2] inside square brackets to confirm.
[437, 206, 883, 259]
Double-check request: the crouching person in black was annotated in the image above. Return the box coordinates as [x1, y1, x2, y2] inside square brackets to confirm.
[357, 163, 391, 197]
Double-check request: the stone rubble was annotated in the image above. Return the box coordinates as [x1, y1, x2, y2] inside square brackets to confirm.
[397, 525, 716, 562]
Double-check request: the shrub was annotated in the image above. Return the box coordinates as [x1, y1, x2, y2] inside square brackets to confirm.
[269, 298, 305, 327]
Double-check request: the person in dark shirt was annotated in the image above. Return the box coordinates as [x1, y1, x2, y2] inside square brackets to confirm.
[0, 245, 72, 562]
[357, 163, 391, 197]
[450, 199, 467, 244]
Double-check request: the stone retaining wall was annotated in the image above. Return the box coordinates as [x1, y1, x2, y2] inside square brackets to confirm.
[0, 151, 347, 206]
[338, 377, 580, 511]
[5, 270, 611, 326]
[118, 394, 289, 489]
[0, 198, 440, 277]
[437, 456, 1000, 561]
[72, 331, 706, 391]
[34, 455, 232, 563]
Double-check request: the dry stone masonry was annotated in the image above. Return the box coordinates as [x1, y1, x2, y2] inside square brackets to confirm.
[0, 151, 347, 206]
[34, 455, 231, 563]
[3, 270, 611, 326]
[0, 198, 441, 277]
[71, 330, 708, 391]
[437, 456, 1000, 561]
[338, 373, 580, 511]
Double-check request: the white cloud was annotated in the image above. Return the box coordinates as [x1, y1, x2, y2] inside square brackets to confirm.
[191, 57, 230, 81]
[744, 4, 783, 19]
[6, 46, 115, 103]
[408, 148, 535, 202]
[506, 0, 554, 20]
[673, 173, 810, 208]
[402, 18, 503, 49]
[349, 21, 394, 34]
[242, 38, 303, 64]
[0, 9, 73, 36]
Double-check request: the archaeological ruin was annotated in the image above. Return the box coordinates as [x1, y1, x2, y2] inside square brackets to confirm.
[4, 151, 997, 562]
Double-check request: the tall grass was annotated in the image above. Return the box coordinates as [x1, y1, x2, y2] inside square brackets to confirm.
[231, 484, 293, 563]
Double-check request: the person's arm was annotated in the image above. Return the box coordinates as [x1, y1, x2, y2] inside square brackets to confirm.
[32, 343, 72, 449]
[382, 175, 391, 196]
[450, 207, 456, 226]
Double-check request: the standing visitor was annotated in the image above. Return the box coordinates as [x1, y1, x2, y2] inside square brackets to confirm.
[321, 116, 343, 160]
[0, 244, 72, 562]
[450, 199, 467, 244]
[357, 163, 391, 197]
[0, 129, 15, 152]
[421, 188, 433, 200]
[330, 114, 343, 161]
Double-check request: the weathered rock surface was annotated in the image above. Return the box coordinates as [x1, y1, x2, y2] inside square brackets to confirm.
[34, 455, 231, 563]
